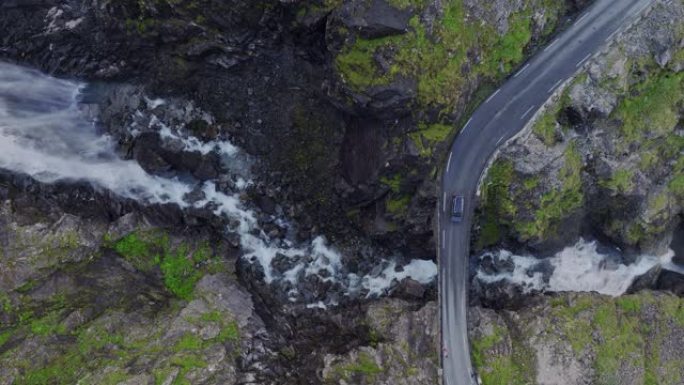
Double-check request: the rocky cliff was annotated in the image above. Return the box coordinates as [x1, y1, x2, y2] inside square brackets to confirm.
[470, 291, 684, 385]
[474, 0, 684, 260]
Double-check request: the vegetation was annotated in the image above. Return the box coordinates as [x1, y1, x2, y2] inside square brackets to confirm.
[545, 294, 684, 385]
[613, 72, 684, 146]
[601, 169, 634, 193]
[410, 123, 453, 157]
[113, 230, 214, 299]
[335, 0, 566, 109]
[516, 142, 584, 240]
[479, 141, 584, 246]
[471, 325, 532, 385]
[330, 352, 384, 382]
[477, 160, 516, 248]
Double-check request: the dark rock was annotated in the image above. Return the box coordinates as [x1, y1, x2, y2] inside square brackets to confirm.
[132, 133, 172, 174]
[390, 278, 425, 299]
[656, 270, 684, 296]
[272, 253, 299, 275]
[333, 0, 412, 39]
[479, 253, 515, 275]
[670, 223, 684, 265]
[626, 264, 662, 294]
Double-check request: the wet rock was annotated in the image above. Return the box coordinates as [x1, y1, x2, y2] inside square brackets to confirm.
[480, 253, 516, 275]
[656, 270, 684, 296]
[333, 0, 412, 39]
[271, 253, 299, 275]
[390, 278, 425, 299]
[626, 264, 662, 294]
[671, 223, 684, 265]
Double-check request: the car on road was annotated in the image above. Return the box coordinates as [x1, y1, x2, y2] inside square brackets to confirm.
[451, 194, 464, 223]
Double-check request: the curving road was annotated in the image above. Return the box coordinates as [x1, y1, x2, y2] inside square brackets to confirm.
[438, 0, 657, 384]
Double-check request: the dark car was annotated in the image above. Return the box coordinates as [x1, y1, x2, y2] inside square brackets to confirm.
[451, 195, 464, 223]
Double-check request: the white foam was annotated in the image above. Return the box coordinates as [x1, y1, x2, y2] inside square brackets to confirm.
[156, 121, 238, 157]
[362, 259, 438, 297]
[477, 239, 676, 296]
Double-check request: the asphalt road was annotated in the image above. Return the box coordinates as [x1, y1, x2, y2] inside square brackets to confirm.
[438, 0, 656, 384]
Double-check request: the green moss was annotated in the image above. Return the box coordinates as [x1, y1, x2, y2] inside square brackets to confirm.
[380, 174, 403, 193]
[471, 325, 530, 385]
[170, 354, 208, 385]
[593, 302, 643, 384]
[335, 1, 561, 109]
[199, 310, 222, 323]
[480, 12, 532, 74]
[0, 328, 14, 348]
[217, 321, 240, 342]
[409, 123, 454, 157]
[477, 160, 516, 248]
[386, 195, 411, 217]
[77, 327, 125, 356]
[160, 244, 205, 300]
[386, 0, 426, 10]
[616, 296, 642, 313]
[532, 105, 561, 146]
[29, 311, 67, 336]
[101, 370, 129, 385]
[601, 169, 634, 193]
[669, 174, 684, 198]
[516, 142, 584, 240]
[174, 333, 203, 352]
[17, 350, 86, 385]
[112, 231, 212, 299]
[333, 352, 383, 381]
[551, 296, 594, 354]
[613, 72, 684, 145]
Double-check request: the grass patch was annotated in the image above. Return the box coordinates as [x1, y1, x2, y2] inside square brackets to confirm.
[471, 325, 530, 385]
[380, 174, 403, 193]
[613, 72, 684, 145]
[601, 169, 634, 193]
[386, 195, 411, 217]
[516, 142, 584, 240]
[532, 105, 562, 146]
[112, 230, 213, 299]
[29, 312, 67, 336]
[331, 352, 384, 382]
[217, 321, 240, 342]
[670, 174, 684, 198]
[477, 160, 516, 248]
[174, 333, 203, 352]
[593, 303, 643, 384]
[409, 123, 454, 157]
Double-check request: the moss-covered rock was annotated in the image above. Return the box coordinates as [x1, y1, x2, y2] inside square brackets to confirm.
[469, 292, 684, 385]
[474, 0, 684, 256]
[322, 299, 439, 385]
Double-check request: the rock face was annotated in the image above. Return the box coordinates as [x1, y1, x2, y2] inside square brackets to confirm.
[474, 0, 684, 259]
[469, 292, 684, 385]
[0, 182, 272, 384]
[321, 299, 439, 385]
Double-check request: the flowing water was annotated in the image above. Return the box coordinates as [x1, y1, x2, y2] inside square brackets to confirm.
[476, 239, 680, 296]
[0, 62, 437, 306]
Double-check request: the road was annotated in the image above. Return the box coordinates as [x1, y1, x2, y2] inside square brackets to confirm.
[438, 0, 656, 384]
